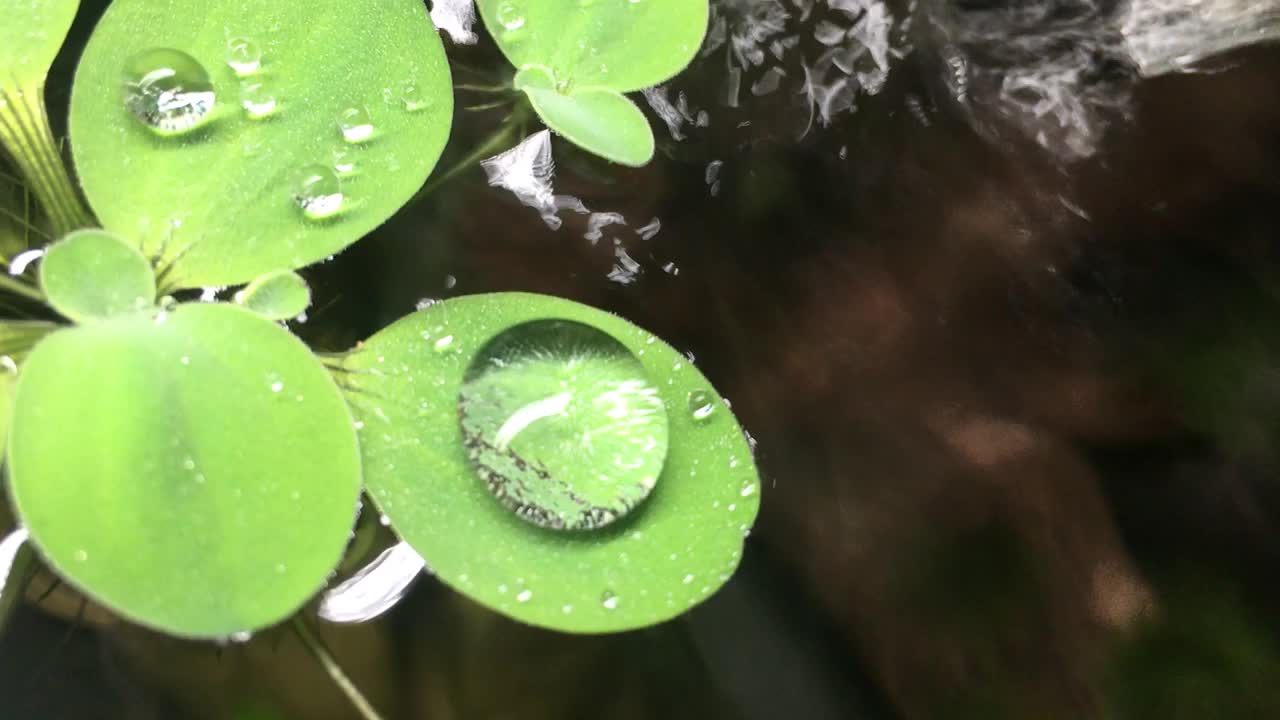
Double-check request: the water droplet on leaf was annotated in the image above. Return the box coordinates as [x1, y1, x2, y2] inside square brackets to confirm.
[399, 80, 432, 112]
[224, 37, 262, 76]
[239, 80, 277, 118]
[458, 320, 669, 531]
[688, 390, 716, 422]
[601, 590, 619, 610]
[122, 48, 215, 135]
[291, 164, 344, 219]
[338, 106, 374, 142]
[497, 1, 525, 30]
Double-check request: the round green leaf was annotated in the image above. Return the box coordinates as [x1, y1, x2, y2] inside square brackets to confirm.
[477, 0, 708, 93]
[1, 0, 79, 84]
[7, 303, 362, 637]
[69, 0, 454, 289]
[40, 229, 156, 323]
[339, 293, 760, 633]
[514, 66, 653, 167]
[234, 269, 310, 320]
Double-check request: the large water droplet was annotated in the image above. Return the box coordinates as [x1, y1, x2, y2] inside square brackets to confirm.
[224, 37, 262, 76]
[497, 1, 525, 30]
[459, 320, 669, 531]
[239, 80, 277, 118]
[122, 48, 215, 136]
[291, 164, 344, 220]
[338, 106, 374, 143]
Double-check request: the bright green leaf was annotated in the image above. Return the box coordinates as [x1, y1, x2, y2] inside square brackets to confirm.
[40, 229, 156, 323]
[477, 0, 707, 92]
[0, 320, 59, 364]
[0, 0, 80, 83]
[514, 66, 653, 166]
[69, 0, 454, 289]
[339, 293, 760, 634]
[235, 269, 310, 320]
[8, 303, 362, 637]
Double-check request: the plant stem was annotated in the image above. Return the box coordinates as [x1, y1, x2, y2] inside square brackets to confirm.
[0, 81, 92, 236]
[291, 615, 386, 720]
[0, 273, 44, 303]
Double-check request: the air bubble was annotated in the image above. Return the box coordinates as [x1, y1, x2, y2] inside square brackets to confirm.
[122, 48, 215, 135]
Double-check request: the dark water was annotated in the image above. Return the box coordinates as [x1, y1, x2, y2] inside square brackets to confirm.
[7, 0, 1280, 718]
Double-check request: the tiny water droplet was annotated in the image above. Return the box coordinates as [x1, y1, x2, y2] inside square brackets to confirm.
[399, 79, 432, 112]
[338, 106, 374, 142]
[292, 164, 344, 219]
[497, 583, 509, 594]
[682, 573, 694, 584]
[740, 483, 756, 497]
[275, 563, 287, 574]
[123, 48, 215, 135]
[497, 1, 526, 30]
[270, 381, 284, 393]
[239, 80, 277, 118]
[433, 335, 455, 352]
[516, 589, 533, 603]
[601, 590, 619, 610]
[229, 630, 253, 643]
[224, 37, 262, 76]
[73, 549, 88, 562]
[182, 456, 196, 471]
[561, 604, 574, 614]
[332, 146, 356, 175]
[688, 390, 715, 421]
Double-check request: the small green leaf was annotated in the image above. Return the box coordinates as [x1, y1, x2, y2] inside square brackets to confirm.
[8, 303, 362, 637]
[477, 0, 707, 164]
[340, 293, 759, 634]
[477, 0, 707, 92]
[69, 0, 454, 288]
[514, 66, 653, 166]
[0, 0, 80, 83]
[40, 229, 156, 323]
[235, 270, 310, 320]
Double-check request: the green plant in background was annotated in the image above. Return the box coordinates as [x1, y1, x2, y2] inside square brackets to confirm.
[0, 0, 755, 716]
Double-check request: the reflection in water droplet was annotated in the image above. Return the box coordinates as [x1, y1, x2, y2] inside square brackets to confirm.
[122, 48, 215, 135]
[239, 80, 277, 118]
[292, 164, 344, 219]
[497, 1, 525, 30]
[318, 542, 426, 623]
[225, 37, 262, 76]
[458, 320, 669, 531]
[601, 590, 619, 610]
[338, 106, 374, 142]
[688, 390, 715, 422]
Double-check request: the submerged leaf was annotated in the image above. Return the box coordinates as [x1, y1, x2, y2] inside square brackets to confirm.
[7, 303, 362, 637]
[69, 0, 453, 288]
[340, 293, 760, 633]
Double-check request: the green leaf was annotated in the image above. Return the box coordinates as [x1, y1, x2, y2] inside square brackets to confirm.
[339, 293, 759, 633]
[69, 0, 454, 289]
[477, 0, 707, 92]
[234, 269, 310, 320]
[514, 66, 653, 167]
[40, 229, 156, 323]
[7, 303, 362, 637]
[0, 320, 59, 364]
[0, 0, 80, 83]
[477, 0, 707, 164]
